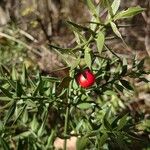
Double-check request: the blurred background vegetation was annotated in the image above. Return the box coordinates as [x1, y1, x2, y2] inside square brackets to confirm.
[0, 0, 150, 119]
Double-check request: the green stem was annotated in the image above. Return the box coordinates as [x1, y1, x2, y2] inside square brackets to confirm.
[64, 105, 69, 150]
[63, 72, 74, 150]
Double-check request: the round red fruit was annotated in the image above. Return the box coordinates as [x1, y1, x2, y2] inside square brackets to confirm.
[76, 69, 95, 88]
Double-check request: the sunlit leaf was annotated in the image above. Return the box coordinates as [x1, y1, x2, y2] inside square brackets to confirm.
[96, 31, 105, 54]
[114, 6, 145, 20]
[12, 67, 18, 81]
[111, 0, 121, 15]
[71, 57, 80, 70]
[77, 103, 92, 110]
[110, 22, 123, 40]
[86, 0, 98, 17]
[117, 114, 128, 131]
[84, 47, 92, 68]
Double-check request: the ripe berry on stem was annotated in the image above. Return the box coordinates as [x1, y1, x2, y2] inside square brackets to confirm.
[76, 68, 95, 88]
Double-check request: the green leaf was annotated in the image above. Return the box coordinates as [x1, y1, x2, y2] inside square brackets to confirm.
[0, 86, 12, 98]
[33, 80, 43, 96]
[5, 77, 16, 90]
[76, 136, 89, 150]
[0, 97, 12, 101]
[17, 139, 24, 150]
[21, 64, 28, 85]
[117, 114, 128, 131]
[110, 22, 123, 40]
[0, 137, 10, 150]
[0, 65, 10, 77]
[103, 117, 112, 131]
[13, 104, 27, 125]
[99, 133, 108, 147]
[71, 57, 80, 70]
[137, 58, 145, 70]
[104, 90, 117, 96]
[77, 103, 92, 110]
[86, 0, 98, 17]
[22, 109, 28, 123]
[120, 65, 127, 76]
[105, 0, 113, 16]
[67, 21, 95, 35]
[114, 83, 124, 92]
[42, 76, 60, 83]
[84, 47, 92, 68]
[13, 131, 31, 140]
[121, 58, 127, 76]
[37, 111, 48, 137]
[16, 81, 25, 97]
[114, 6, 145, 21]
[120, 80, 133, 91]
[103, 109, 112, 131]
[111, 0, 121, 15]
[11, 67, 18, 81]
[96, 31, 105, 54]
[58, 76, 72, 90]
[4, 101, 16, 125]
[46, 129, 55, 149]
[30, 114, 39, 132]
[66, 21, 86, 42]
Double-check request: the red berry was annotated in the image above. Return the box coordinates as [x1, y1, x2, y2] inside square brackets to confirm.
[76, 69, 95, 88]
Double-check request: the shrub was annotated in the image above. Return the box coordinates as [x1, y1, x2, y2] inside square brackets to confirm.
[0, 0, 149, 149]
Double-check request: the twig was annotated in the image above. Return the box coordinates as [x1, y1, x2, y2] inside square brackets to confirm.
[18, 29, 38, 42]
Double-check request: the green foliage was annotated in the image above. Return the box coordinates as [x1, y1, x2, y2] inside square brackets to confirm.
[0, 0, 149, 149]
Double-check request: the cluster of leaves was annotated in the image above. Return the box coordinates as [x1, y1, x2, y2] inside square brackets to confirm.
[0, 0, 150, 149]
